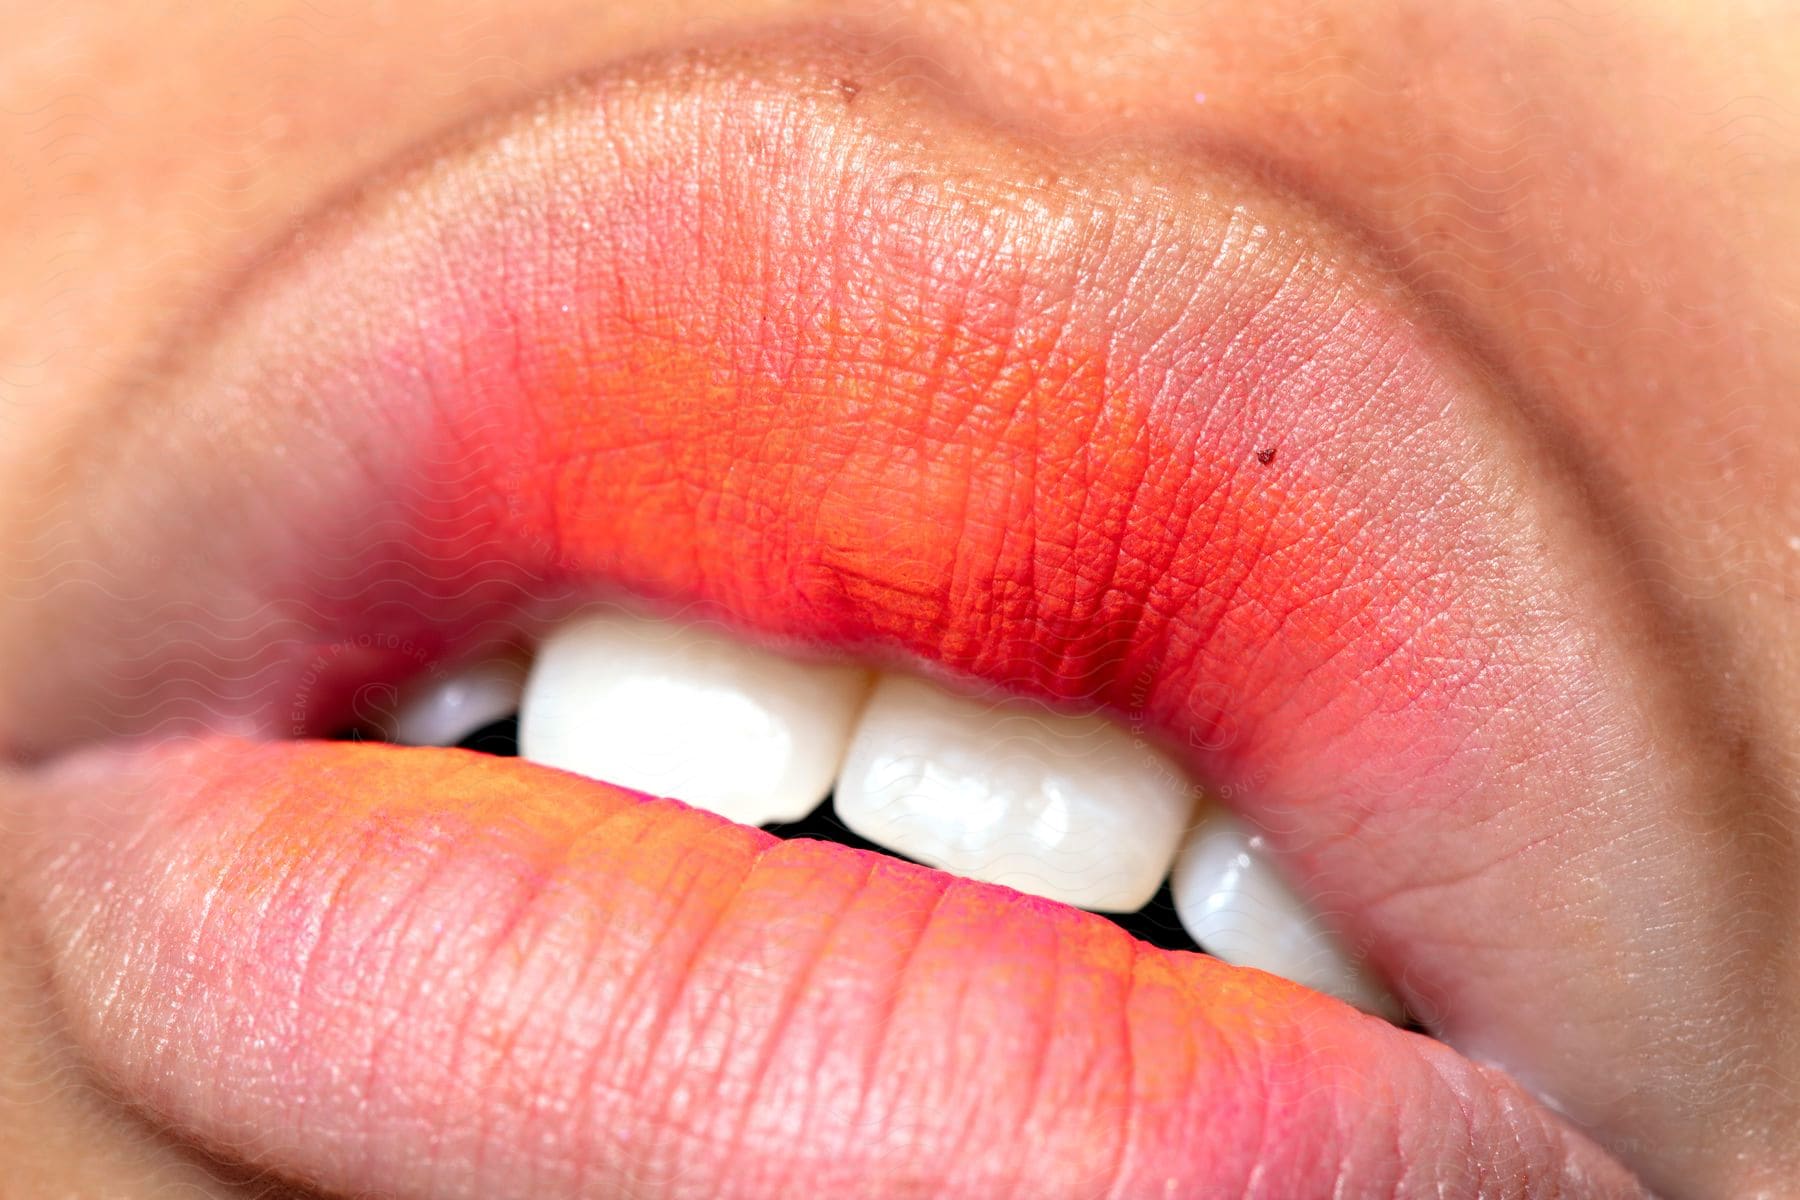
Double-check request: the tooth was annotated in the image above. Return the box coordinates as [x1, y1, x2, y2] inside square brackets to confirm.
[379, 654, 527, 746]
[518, 608, 870, 827]
[1170, 808, 1402, 1019]
[833, 674, 1194, 912]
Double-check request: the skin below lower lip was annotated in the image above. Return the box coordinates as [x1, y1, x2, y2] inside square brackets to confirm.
[1, 33, 1728, 1196]
[12, 738, 1643, 1200]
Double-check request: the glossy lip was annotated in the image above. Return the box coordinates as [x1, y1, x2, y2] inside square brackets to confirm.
[0, 29, 1671, 1198]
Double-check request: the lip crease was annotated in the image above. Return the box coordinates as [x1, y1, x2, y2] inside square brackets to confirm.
[0, 30, 1673, 1199]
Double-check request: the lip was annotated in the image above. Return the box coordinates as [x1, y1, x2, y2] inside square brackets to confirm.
[0, 30, 1667, 1198]
[14, 736, 1640, 1199]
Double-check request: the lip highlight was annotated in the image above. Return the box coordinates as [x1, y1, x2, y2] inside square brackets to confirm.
[0, 30, 1734, 1197]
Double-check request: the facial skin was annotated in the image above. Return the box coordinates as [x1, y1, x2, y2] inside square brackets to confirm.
[0, 2, 1796, 1198]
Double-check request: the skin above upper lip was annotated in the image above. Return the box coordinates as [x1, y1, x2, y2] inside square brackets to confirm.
[0, 27, 1776, 1199]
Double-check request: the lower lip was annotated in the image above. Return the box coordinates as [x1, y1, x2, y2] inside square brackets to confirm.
[14, 736, 1642, 1199]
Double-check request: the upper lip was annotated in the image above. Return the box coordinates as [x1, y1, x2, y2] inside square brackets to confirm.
[0, 27, 1704, 1199]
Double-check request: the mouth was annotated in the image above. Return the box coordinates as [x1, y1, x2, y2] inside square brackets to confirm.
[0, 28, 1667, 1200]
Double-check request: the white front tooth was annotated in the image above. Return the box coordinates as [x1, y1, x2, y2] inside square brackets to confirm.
[380, 654, 527, 747]
[518, 608, 870, 827]
[1170, 808, 1402, 1019]
[833, 674, 1193, 912]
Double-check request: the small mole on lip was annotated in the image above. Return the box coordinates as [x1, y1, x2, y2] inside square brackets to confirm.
[834, 77, 862, 103]
[1255, 447, 1277, 465]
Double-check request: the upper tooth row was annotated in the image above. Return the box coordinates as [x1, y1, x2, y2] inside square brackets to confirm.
[378, 607, 1399, 1017]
